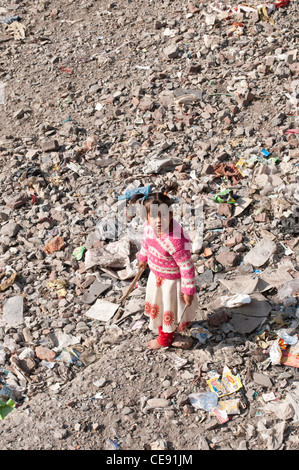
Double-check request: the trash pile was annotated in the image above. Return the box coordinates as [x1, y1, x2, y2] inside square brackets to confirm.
[0, 0, 298, 451]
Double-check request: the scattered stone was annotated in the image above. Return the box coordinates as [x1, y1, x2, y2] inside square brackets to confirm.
[0, 273, 18, 292]
[198, 436, 210, 450]
[5, 193, 29, 210]
[42, 139, 59, 152]
[35, 346, 56, 362]
[216, 250, 239, 268]
[208, 310, 229, 327]
[163, 44, 180, 59]
[14, 108, 24, 119]
[44, 236, 66, 255]
[1, 222, 21, 238]
[172, 333, 193, 349]
[146, 398, 171, 410]
[162, 386, 178, 399]
[217, 203, 233, 218]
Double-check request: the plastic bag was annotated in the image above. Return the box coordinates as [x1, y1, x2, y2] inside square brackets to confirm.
[269, 329, 299, 366]
[188, 392, 218, 411]
[220, 294, 251, 308]
[268, 340, 282, 366]
[213, 189, 235, 204]
[281, 342, 299, 368]
[72, 246, 86, 261]
[118, 185, 151, 201]
[276, 279, 299, 301]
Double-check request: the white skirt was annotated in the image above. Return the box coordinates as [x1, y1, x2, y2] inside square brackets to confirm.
[144, 271, 198, 334]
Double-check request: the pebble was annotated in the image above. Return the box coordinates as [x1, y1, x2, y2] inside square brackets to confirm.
[146, 398, 171, 410]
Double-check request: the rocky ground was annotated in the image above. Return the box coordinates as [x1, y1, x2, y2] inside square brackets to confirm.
[0, 0, 298, 452]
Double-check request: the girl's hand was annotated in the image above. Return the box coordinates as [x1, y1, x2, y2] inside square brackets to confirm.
[138, 261, 147, 270]
[183, 294, 193, 306]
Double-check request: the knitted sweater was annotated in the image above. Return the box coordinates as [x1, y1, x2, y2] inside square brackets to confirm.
[138, 219, 196, 295]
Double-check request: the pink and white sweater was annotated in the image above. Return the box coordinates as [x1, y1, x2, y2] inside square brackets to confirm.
[138, 220, 196, 295]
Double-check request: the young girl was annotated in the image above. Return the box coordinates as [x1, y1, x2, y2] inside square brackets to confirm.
[130, 187, 198, 349]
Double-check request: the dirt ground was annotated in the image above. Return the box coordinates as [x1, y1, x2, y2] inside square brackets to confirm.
[0, 0, 298, 453]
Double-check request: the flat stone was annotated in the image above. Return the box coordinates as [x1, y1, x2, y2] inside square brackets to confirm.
[230, 293, 272, 334]
[84, 299, 119, 322]
[219, 276, 259, 295]
[253, 372, 273, 388]
[243, 238, 276, 267]
[81, 280, 110, 304]
[3, 296, 24, 327]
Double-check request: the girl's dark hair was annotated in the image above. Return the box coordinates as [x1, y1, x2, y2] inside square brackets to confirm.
[129, 182, 178, 212]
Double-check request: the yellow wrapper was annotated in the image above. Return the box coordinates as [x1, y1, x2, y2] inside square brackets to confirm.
[207, 366, 243, 398]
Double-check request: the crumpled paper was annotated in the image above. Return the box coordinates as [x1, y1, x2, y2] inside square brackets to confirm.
[7, 21, 26, 40]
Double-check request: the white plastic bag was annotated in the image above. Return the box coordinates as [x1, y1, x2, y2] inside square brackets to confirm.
[221, 294, 251, 308]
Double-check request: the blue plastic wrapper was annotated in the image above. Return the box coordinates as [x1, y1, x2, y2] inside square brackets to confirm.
[0, 15, 21, 24]
[105, 438, 120, 450]
[261, 149, 270, 157]
[118, 185, 151, 201]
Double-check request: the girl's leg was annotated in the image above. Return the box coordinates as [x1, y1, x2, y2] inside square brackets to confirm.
[147, 327, 174, 349]
[147, 279, 177, 349]
[144, 272, 164, 348]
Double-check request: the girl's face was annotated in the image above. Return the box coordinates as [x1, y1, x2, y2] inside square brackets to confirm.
[147, 204, 173, 236]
